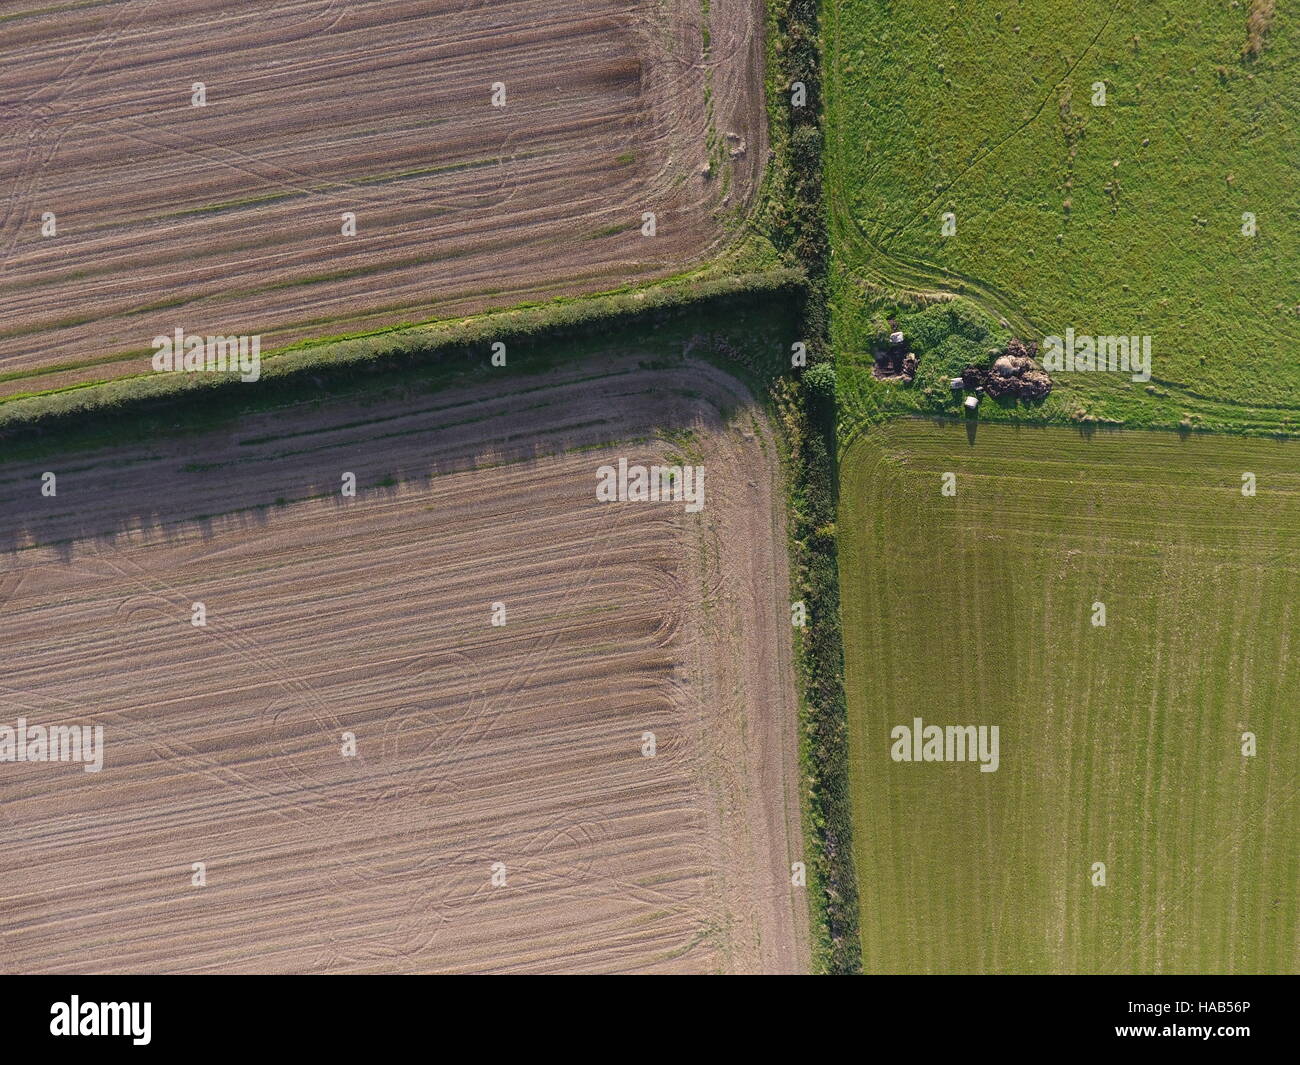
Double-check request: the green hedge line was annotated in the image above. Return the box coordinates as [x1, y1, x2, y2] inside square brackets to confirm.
[0, 269, 804, 443]
[775, 0, 863, 974]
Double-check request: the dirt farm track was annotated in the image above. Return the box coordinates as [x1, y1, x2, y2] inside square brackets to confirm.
[0, 356, 806, 973]
[0, 0, 766, 398]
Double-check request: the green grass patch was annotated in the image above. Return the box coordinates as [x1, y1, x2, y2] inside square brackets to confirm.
[839, 418, 1300, 972]
[825, 0, 1300, 436]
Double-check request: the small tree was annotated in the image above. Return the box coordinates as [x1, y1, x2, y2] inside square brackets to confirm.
[804, 361, 836, 405]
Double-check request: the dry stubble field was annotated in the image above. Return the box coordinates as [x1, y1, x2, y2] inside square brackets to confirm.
[0, 355, 806, 973]
[0, 0, 766, 398]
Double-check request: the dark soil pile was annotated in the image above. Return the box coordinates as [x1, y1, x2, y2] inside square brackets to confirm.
[972, 339, 1053, 401]
[873, 327, 918, 382]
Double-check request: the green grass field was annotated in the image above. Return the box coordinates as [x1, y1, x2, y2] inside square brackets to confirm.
[825, 0, 1300, 436]
[839, 419, 1300, 972]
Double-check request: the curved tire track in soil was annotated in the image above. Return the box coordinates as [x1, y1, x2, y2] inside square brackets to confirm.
[0, 354, 806, 973]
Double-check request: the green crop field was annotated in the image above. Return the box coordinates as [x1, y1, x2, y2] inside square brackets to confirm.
[839, 419, 1300, 973]
[825, 0, 1300, 436]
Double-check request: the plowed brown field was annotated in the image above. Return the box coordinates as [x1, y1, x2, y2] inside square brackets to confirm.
[0, 0, 767, 398]
[0, 356, 806, 973]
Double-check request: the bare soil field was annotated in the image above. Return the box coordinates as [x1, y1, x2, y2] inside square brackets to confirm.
[0, 0, 767, 398]
[0, 355, 806, 973]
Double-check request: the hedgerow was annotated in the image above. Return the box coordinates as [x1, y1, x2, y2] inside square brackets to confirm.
[773, 0, 862, 975]
[0, 269, 803, 441]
